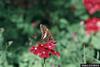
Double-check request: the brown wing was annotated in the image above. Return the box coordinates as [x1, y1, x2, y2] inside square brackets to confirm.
[40, 24, 53, 40]
[40, 24, 48, 40]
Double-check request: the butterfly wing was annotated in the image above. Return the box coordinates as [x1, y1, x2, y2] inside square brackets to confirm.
[40, 24, 48, 40]
[40, 24, 54, 40]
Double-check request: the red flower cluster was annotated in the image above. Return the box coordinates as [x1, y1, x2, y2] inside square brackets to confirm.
[85, 17, 100, 35]
[30, 40, 60, 58]
[83, 0, 100, 14]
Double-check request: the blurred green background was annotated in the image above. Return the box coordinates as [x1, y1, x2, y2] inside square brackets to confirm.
[0, 0, 100, 67]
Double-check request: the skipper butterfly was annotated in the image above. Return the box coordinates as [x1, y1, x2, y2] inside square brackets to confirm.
[40, 24, 53, 40]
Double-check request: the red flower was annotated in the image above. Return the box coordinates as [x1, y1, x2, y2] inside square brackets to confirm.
[44, 40, 56, 49]
[85, 17, 100, 35]
[30, 40, 60, 58]
[83, 0, 100, 14]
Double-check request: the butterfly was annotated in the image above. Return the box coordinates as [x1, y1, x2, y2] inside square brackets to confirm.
[40, 24, 54, 40]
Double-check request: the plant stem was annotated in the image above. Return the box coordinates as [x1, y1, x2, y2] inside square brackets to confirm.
[97, 51, 99, 60]
[42, 58, 46, 67]
[83, 45, 86, 64]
